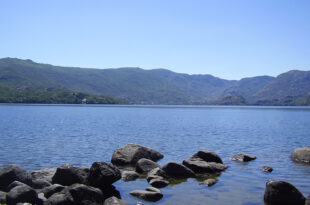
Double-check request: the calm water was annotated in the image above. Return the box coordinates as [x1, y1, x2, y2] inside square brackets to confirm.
[0, 104, 309, 205]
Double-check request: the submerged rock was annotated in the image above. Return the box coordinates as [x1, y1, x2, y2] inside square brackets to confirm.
[149, 178, 169, 188]
[135, 158, 160, 174]
[162, 162, 195, 178]
[231, 153, 256, 162]
[121, 171, 139, 182]
[264, 180, 306, 205]
[203, 178, 218, 187]
[192, 150, 223, 164]
[52, 164, 89, 186]
[130, 187, 163, 202]
[291, 146, 310, 164]
[0, 165, 31, 191]
[183, 158, 227, 173]
[104, 196, 127, 205]
[261, 165, 273, 173]
[111, 144, 164, 166]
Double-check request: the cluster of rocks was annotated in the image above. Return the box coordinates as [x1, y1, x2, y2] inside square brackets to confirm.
[0, 144, 309, 205]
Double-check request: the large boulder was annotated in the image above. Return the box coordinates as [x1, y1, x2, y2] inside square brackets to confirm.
[231, 153, 256, 162]
[101, 185, 121, 200]
[0, 165, 31, 191]
[264, 180, 306, 205]
[291, 146, 310, 164]
[183, 158, 227, 174]
[6, 183, 42, 205]
[52, 164, 89, 186]
[44, 192, 74, 205]
[130, 187, 163, 202]
[162, 162, 195, 178]
[87, 162, 121, 190]
[192, 150, 223, 164]
[111, 144, 164, 166]
[67, 183, 104, 205]
[30, 179, 52, 189]
[104, 196, 127, 205]
[136, 158, 160, 174]
[31, 168, 56, 183]
[121, 171, 139, 182]
[41, 184, 66, 198]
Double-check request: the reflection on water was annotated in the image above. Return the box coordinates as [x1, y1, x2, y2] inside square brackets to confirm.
[0, 104, 309, 205]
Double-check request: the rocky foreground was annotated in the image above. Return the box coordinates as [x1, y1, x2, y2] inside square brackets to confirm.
[0, 144, 309, 205]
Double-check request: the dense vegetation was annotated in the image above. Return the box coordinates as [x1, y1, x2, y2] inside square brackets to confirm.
[0, 86, 127, 104]
[0, 58, 309, 105]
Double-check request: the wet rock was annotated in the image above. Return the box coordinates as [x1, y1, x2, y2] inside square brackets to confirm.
[130, 188, 163, 202]
[121, 171, 139, 182]
[41, 184, 65, 198]
[231, 153, 256, 162]
[67, 183, 104, 205]
[111, 144, 164, 166]
[183, 158, 227, 174]
[52, 164, 89, 186]
[87, 162, 121, 190]
[145, 187, 161, 193]
[162, 162, 195, 178]
[30, 179, 52, 189]
[261, 166, 273, 173]
[264, 180, 306, 205]
[0, 191, 6, 203]
[203, 179, 218, 187]
[101, 185, 121, 200]
[104, 196, 128, 205]
[31, 168, 56, 183]
[291, 146, 310, 164]
[44, 191, 74, 205]
[192, 150, 223, 164]
[0, 165, 31, 191]
[146, 167, 168, 182]
[6, 183, 42, 205]
[136, 158, 160, 174]
[149, 178, 169, 188]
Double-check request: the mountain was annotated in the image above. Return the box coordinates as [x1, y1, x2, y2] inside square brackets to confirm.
[0, 57, 309, 105]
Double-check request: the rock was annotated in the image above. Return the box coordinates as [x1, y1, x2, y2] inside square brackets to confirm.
[38, 192, 47, 202]
[0, 165, 31, 191]
[6, 183, 42, 205]
[30, 179, 52, 189]
[291, 146, 310, 164]
[149, 178, 169, 188]
[146, 167, 168, 182]
[31, 168, 56, 183]
[264, 180, 306, 205]
[41, 184, 65, 198]
[101, 185, 121, 200]
[67, 183, 104, 205]
[44, 192, 74, 205]
[87, 162, 121, 190]
[231, 153, 256, 162]
[0, 191, 6, 203]
[261, 166, 273, 173]
[145, 187, 161, 193]
[192, 150, 223, 164]
[104, 196, 128, 205]
[52, 164, 89, 186]
[121, 171, 139, 182]
[203, 179, 218, 187]
[130, 189, 163, 202]
[111, 144, 164, 166]
[7, 181, 26, 191]
[136, 158, 160, 174]
[183, 158, 228, 174]
[162, 162, 195, 178]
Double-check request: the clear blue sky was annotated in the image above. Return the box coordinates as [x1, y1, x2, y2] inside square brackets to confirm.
[1, 0, 309, 79]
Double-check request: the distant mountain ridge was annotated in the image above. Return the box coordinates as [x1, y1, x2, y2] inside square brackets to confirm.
[0, 57, 309, 105]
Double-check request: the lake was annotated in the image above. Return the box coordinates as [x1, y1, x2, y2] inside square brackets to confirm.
[0, 104, 309, 205]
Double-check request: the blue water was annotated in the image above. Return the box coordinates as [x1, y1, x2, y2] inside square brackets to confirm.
[0, 104, 309, 205]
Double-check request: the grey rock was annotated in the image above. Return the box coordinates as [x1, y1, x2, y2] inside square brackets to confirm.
[203, 178, 218, 187]
[0, 190, 6, 203]
[291, 146, 310, 164]
[231, 153, 256, 162]
[145, 187, 161, 193]
[67, 183, 103, 205]
[31, 168, 56, 183]
[149, 178, 169, 188]
[264, 180, 306, 205]
[136, 158, 160, 174]
[0, 165, 31, 191]
[192, 150, 223, 164]
[162, 162, 195, 178]
[111, 144, 164, 166]
[104, 196, 128, 205]
[146, 167, 168, 182]
[7, 181, 26, 192]
[52, 164, 89, 186]
[130, 190, 163, 202]
[261, 166, 273, 173]
[30, 179, 52, 189]
[121, 171, 139, 182]
[38, 192, 47, 202]
[41, 184, 65, 198]
[87, 162, 121, 190]
[6, 183, 41, 205]
[183, 158, 227, 174]
[44, 192, 74, 205]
